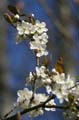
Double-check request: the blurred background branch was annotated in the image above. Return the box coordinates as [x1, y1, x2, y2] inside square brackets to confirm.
[37, 0, 76, 74]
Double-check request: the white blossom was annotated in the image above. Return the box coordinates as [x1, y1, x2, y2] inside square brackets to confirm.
[33, 33, 48, 44]
[52, 68, 65, 84]
[14, 14, 20, 19]
[17, 21, 30, 35]
[30, 39, 48, 57]
[45, 99, 56, 111]
[34, 20, 48, 34]
[46, 69, 76, 103]
[16, 88, 56, 117]
[26, 66, 51, 88]
[30, 33, 48, 57]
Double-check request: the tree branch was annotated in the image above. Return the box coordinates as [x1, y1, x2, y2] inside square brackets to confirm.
[1, 95, 55, 120]
[1, 94, 70, 120]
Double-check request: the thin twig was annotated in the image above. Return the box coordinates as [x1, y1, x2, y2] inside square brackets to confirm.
[36, 57, 40, 66]
[2, 94, 55, 120]
[44, 105, 69, 109]
[29, 57, 39, 104]
[68, 82, 79, 90]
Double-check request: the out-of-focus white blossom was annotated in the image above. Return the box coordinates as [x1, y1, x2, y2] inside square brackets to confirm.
[46, 85, 52, 94]
[69, 82, 79, 102]
[17, 88, 32, 108]
[35, 66, 51, 85]
[77, 112, 79, 118]
[16, 20, 48, 36]
[30, 32, 48, 57]
[26, 67, 77, 104]
[52, 84, 68, 103]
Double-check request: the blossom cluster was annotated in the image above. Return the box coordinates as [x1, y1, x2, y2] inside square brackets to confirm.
[16, 15, 48, 57]
[27, 66, 77, 103]
[25, 66, 79, 119]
